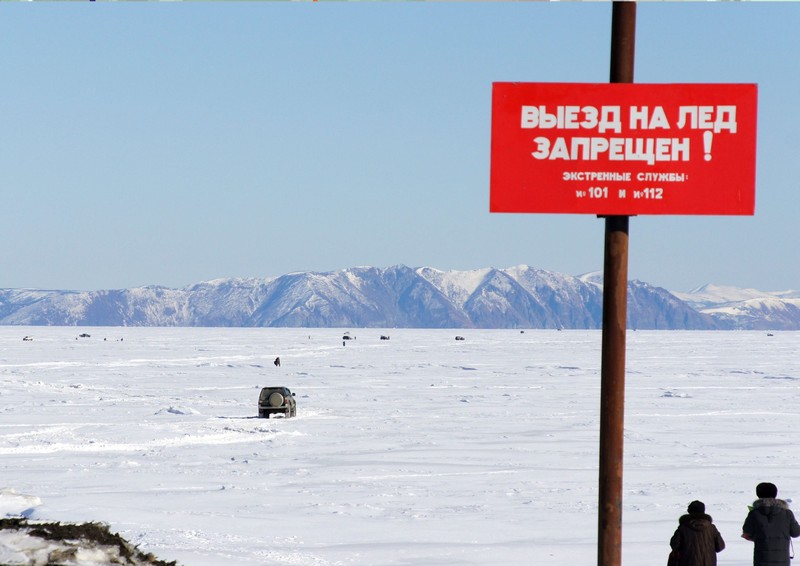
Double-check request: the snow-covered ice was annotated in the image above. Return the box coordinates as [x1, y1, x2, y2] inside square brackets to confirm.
[1, 327, 798, 565]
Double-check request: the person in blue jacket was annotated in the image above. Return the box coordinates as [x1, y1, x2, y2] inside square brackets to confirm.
[742, 482, 800, 566]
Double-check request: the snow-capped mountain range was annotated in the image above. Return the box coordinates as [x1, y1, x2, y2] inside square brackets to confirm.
[673, 284, 800, 330]
[0, 265, 797, 330]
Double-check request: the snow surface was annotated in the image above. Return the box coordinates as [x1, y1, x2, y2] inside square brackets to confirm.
[2, 327, 799, 565]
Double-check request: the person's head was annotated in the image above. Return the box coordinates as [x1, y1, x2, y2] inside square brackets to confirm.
[687, 500, 705, 514]
[756, 482, 778, 499]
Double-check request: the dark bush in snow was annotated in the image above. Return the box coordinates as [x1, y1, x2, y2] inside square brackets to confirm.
[0, 518, 177, 566]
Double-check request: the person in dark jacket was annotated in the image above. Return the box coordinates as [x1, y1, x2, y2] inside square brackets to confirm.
[742, 482, 800, 566]
[670, 500, 725, 565]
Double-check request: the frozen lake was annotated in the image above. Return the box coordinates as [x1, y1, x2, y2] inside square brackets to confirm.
[1, 327, 798, 565]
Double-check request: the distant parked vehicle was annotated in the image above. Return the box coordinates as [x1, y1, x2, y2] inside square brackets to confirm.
[258, 386, 296, 418]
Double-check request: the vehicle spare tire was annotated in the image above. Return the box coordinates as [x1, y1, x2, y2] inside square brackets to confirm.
[269, 392, 285, 407]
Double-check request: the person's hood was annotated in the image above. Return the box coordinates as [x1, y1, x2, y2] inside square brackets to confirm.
[679, 512, 714, 530]
[753, 498, 792, 519]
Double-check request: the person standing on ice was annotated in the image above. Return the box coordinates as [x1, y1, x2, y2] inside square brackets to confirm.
[742, 482, 800, 566]
[669, 500, 725, 565]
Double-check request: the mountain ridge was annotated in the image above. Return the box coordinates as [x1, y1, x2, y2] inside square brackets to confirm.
[1, 265, 796, 330]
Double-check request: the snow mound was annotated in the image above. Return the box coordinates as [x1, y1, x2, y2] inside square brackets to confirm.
[661, 391, 691, 398]
[0, 490, 41, 519]
[155, 406, 200, 416]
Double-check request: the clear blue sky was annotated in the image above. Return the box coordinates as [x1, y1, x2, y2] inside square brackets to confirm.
[2, 3, 798, 293]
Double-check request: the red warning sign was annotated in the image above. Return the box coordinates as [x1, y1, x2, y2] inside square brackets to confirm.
[490, 83, 757, 215]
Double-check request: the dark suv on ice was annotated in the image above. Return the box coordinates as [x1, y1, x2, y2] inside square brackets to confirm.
[258, 386, 297, 418]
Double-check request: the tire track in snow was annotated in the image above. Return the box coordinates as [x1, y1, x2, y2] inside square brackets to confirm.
[0, 425, 302, 455]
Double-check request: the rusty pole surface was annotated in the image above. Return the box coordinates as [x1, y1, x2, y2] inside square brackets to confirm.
[598, 3, 635, 566]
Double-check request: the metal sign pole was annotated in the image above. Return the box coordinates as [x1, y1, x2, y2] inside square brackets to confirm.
[598, 3, 635, 566]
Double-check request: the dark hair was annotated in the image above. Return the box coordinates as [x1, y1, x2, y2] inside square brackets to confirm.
[757, 482, 778, 499]
[688, 500, 705, 514]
